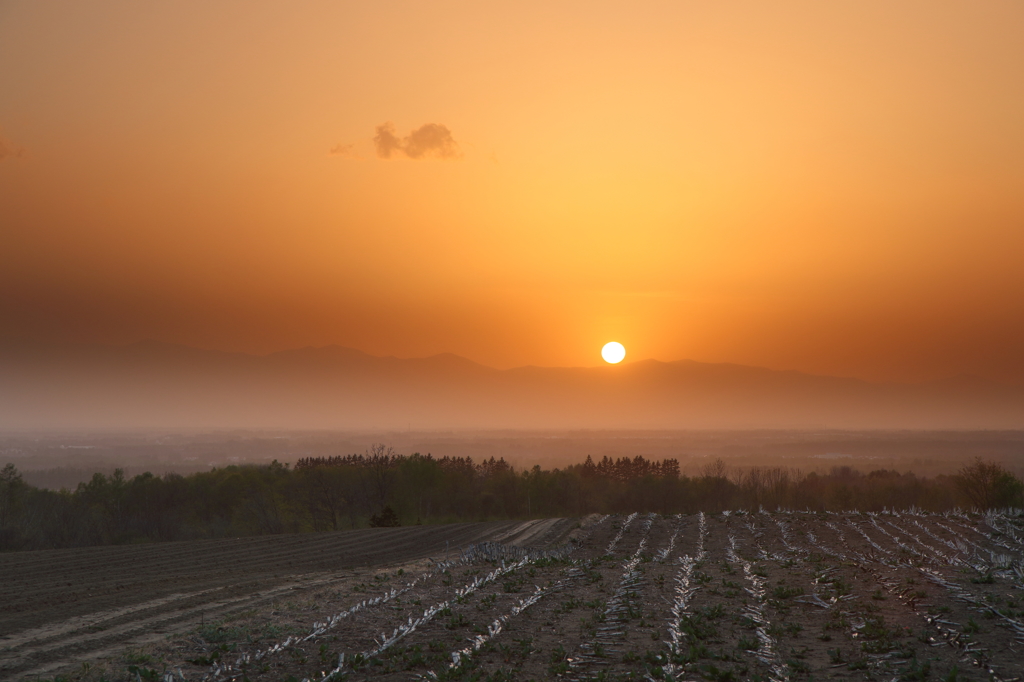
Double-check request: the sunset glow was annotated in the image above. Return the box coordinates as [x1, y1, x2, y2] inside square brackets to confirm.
[5, 8, 1024, 659]
[1, 1, 1023, 384]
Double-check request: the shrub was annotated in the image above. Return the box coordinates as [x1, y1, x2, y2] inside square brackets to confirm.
[369, 506, 401, 527]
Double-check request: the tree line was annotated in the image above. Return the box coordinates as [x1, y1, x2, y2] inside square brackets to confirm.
[0, 447, 1021, 551]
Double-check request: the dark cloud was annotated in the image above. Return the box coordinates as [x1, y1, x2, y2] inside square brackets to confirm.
[373, 122, 461, 160]
[373, 122, 404, 159]
[402, 123, 460, 159]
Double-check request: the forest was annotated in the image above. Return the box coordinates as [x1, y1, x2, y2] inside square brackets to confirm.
[1, 446, 1021, 551]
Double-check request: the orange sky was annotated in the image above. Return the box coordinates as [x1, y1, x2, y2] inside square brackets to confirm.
[2, 1, 1023, 384]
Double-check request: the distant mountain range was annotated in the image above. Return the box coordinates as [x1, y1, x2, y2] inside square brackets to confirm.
[1, 339, 1022, 429]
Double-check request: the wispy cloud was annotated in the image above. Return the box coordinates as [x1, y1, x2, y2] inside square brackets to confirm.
[373, 122, 461, 160]
[328, 142, 359, 159]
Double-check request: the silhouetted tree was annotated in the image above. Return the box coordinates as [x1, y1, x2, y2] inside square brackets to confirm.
[955, 458, 1024, 509]
[0, 464, 27, 550]
[4, 452, 1017, 552]
[369, 506, 400, 527]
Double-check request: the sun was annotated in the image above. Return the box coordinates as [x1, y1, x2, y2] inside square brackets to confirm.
[601, 341, 626, 364]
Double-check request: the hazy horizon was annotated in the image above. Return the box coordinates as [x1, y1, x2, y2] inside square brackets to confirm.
[6, 427, 1024, 491]
[3, 337, 1024, 431]
[9, 335, 1024, 382]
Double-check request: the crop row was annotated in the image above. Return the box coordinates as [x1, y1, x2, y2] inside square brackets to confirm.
[151, 509, 1024, 682]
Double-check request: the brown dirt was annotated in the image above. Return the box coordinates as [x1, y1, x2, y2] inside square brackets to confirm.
[0, 519, 579, 680]
[5, 512, 1024, 681]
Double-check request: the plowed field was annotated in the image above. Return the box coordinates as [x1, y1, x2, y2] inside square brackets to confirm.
[5, 511, 1024, 681]
[0, 518, 577, 680]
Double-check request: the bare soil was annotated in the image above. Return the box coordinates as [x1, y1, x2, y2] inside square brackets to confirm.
[0, 519, 577, 680]
[5, 512, 1024, 682]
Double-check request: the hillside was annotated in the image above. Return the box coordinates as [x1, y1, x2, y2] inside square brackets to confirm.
[1, 339, 1022, 429]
